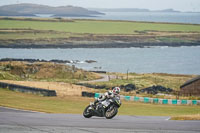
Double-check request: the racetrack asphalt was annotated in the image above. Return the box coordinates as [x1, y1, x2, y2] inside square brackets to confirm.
[0, 106, 200, 133]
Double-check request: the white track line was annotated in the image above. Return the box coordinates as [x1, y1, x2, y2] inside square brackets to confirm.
[165, 117, 171, 120]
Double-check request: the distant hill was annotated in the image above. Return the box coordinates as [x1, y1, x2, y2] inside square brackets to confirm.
[0, 3, 104, 17]
[90, 8, 180, 13]
[89, 8, 150, 12]
[0, 9, 36, 16]
[154, 8, 180, 13]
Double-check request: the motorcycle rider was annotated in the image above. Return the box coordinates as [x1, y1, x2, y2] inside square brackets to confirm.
[92, 87, 120, 107]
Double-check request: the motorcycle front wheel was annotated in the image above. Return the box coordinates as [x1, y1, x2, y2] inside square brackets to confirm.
[105, 106, 118, 119]
[83, 105, 93, 118]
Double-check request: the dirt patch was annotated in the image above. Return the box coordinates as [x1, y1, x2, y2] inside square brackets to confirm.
[0, 80, 95, 97]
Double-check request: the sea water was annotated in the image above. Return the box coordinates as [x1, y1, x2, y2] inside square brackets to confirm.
[0, 46, 200, 75]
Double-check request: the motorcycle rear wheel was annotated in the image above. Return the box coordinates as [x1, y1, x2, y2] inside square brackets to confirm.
[83, 105, 93, 118]
[105, 106, 118, 119]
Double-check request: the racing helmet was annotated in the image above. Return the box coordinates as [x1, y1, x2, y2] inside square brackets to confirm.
[113, 87, 120, 95]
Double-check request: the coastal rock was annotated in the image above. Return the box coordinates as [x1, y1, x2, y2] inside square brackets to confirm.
[85, 60, 97, 63]
[50, 59, 71, 64]
[0, 58, 95, 64]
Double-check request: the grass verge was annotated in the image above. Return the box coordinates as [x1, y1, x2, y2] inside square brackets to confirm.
[171, 114, 200, 120]
[0, 88, 92, 113]
[1, 88, 200, 119]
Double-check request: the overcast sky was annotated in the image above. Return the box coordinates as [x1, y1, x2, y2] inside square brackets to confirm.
[1, 0, 200, 12]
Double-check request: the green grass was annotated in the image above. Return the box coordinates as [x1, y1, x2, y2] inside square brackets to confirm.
[0, 71, 21, 80]
[157, 37, 194, 43]
[0, 88, 200, 116]
[120, 102, 200, 116]
[0, 88, 91, 113]
[1, 19, 200, 34]
[0, 32, 70, 39]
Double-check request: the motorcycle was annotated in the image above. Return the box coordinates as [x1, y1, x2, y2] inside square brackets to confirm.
[83, 97, 121, 119]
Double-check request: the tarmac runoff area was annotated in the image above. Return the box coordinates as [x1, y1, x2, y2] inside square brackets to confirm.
[0, 107, 200, 133]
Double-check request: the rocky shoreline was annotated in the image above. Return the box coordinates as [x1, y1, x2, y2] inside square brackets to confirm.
[0, 41, 200, 48]
[0, 58, 97, 64]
